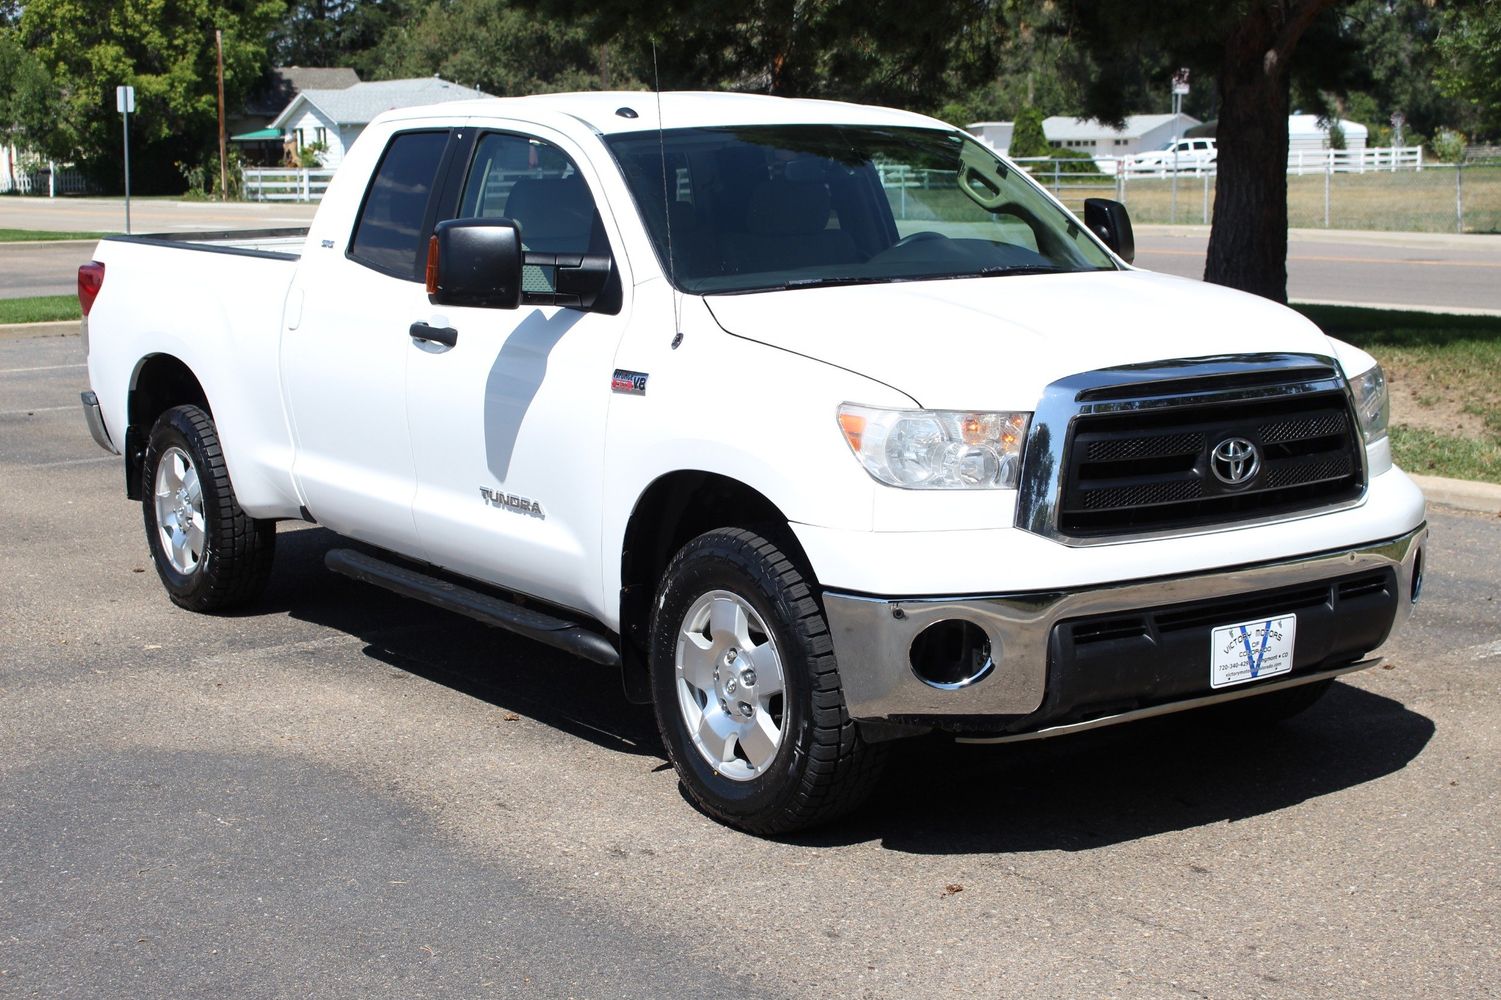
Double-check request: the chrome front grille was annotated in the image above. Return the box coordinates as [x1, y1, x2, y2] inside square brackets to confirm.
[1016, 354, 1368, 544]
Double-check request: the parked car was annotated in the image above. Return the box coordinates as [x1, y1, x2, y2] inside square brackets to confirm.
[1125, 136, 1217, 173]
[78, 92, 1424, 834]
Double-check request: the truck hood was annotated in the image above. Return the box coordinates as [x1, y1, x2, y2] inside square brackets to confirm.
[703, 269, 1336, 409]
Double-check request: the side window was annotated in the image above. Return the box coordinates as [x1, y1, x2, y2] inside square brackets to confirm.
[349, 130, 449, 279]
[459, 132, 605, 256]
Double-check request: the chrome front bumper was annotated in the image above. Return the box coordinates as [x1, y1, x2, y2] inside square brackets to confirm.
[822, 523, 1427, 722]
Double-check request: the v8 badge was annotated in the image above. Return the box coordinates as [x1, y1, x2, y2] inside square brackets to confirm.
[611, 369, 649, 395]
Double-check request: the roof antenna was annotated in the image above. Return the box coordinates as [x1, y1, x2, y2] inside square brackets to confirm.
[653, 42, 683, 346]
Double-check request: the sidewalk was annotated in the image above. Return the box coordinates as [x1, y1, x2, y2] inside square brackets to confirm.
[1137, 224, 1501, 252]
[0, 197, 317, 233]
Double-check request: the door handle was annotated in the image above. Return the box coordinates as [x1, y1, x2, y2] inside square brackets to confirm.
[409, 322, 458, 347]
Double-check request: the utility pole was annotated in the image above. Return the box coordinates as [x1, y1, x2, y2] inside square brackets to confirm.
[216, 29, 228, 200]
[1170, 68, 1190, 224]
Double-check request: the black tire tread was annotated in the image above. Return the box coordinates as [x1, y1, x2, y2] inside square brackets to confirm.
[656, 527, 886, 835]
[143, 405, 275, 612]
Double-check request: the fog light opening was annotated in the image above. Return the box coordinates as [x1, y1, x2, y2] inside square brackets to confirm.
[909, 619, 995, 690]
[1410, 548, 1424, 606]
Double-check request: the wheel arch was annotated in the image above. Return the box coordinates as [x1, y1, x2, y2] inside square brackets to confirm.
[617, 470, 816, 704]
[125, 353, 210, 500]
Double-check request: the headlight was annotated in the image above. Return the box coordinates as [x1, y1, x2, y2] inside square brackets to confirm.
[1348, 364, 1389, 445]
[837, 403, 1030, 489]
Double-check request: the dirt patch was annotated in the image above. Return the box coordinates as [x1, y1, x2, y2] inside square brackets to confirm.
[1383, 357, 1489, 438]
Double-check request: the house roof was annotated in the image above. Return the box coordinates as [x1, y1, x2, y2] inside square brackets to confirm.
[1288, 114, 1369, 137]
[243, 66, 359, 117]
[270, 78, 490, 130]
[1042, 114, 1199, 141]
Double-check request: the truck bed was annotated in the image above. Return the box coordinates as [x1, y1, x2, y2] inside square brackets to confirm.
[103, 227, 308, 259]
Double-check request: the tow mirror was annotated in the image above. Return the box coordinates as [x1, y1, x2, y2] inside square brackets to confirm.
[428, 218, 523, 309]
[428, 218, 618, 312]
[1083, 198, 1135, 264]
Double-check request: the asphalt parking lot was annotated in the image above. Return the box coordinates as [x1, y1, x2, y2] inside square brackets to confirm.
[2, 330, 1498, 999]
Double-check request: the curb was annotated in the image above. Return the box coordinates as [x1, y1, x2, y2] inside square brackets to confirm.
[0, 320, 78, 340]
[1410, 473, 1501, 515]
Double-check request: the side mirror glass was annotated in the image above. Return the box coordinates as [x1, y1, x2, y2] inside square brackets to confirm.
[1084, 198, 1135, 264]
[428, 218, 523, 309]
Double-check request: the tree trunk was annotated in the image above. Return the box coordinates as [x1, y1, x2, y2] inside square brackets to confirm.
[1204, 10, 1293, 302]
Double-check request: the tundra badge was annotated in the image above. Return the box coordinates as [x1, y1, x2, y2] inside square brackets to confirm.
[480, 487, 545, 518]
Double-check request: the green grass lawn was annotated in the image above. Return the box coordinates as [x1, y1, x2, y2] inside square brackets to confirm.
[1294, 304, 1501, 483]
[0, 295, 81, 324]
[0, 228, 112, 242]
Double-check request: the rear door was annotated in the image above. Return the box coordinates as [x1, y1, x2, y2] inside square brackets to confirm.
[404, 124, 633, 618]
[282, 128, 456, 554]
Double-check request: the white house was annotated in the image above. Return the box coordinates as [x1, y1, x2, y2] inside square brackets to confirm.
[1287, 114, 1369, 153]
[269, 77, 490, 168]
[969, 114, 1202, 159]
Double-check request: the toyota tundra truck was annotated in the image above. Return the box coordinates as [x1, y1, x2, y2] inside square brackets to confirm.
[77, 92, 1427, 834]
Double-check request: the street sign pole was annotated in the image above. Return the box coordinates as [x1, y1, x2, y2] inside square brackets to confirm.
[117, 85, 136, 234]
[1170, 69, 1190, 225]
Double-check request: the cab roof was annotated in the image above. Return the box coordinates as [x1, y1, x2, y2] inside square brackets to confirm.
[372, 90, 955, 137]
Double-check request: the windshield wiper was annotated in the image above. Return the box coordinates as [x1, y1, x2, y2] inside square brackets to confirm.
[973, 265, 1071, 277]
[775, 275, 898, 290]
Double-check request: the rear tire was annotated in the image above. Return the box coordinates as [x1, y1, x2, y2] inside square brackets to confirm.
[142, 404, 275, 611]
[649, 528, 885, 835]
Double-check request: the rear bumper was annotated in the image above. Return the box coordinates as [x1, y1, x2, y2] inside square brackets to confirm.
[80, 390, 119, 454]
[822, 523, 1426, 732]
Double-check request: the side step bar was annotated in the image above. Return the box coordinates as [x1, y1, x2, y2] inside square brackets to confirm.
[325, 548, 620, 668]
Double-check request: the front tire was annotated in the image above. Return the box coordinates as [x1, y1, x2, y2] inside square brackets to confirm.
[142, 404, 275, 611]
[649, 528, 885, 835]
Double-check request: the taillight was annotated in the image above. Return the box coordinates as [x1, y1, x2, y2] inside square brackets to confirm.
[78, 261, 105, 316]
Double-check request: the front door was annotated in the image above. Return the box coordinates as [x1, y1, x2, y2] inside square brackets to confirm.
[405, 127, 632, 619]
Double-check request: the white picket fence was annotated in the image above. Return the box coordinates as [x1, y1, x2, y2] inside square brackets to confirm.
[1286, 145, 1425, 174]
[0, 163, 93, 196]
[241, 167, 336, 203]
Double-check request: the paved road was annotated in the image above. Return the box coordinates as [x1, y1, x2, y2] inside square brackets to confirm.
[0, 199, 317, 299]
[4, 198, 1501, 312]
[0, 240, 96, 298]
[1135, 227, 1501, 314]
[2, 332, 1497, 998]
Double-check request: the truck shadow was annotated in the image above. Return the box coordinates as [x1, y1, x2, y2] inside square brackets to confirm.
[263, 524, 661, 760]
[811, 683, 1434, 853]
[262, 524, 1435, 852]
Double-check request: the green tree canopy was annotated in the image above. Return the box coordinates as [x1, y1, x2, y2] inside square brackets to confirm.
[272, 0, 415, 78]
[1437, 0, 1501, 139]
[0, 29, 59, 176]
[18, 0, 284, 192]
[367, 0, 622, 96]
[1007, 106, 1051, 158]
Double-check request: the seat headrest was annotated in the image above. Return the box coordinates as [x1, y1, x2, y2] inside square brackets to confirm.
[504, 175, 596, 247]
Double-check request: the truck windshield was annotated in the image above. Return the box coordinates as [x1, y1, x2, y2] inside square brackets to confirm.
[605, 125, 1116, 294]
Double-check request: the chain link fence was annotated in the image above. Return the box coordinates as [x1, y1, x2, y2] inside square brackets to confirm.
[1013, 156, 1501, 234]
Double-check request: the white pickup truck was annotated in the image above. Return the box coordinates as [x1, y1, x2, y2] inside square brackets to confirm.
[79, 92, 1426, 834]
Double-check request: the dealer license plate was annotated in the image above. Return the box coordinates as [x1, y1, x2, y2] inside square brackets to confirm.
[1210, 614, 1298, 689]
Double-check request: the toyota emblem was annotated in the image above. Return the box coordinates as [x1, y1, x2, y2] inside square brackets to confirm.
[1210, 437, 1260, 486]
